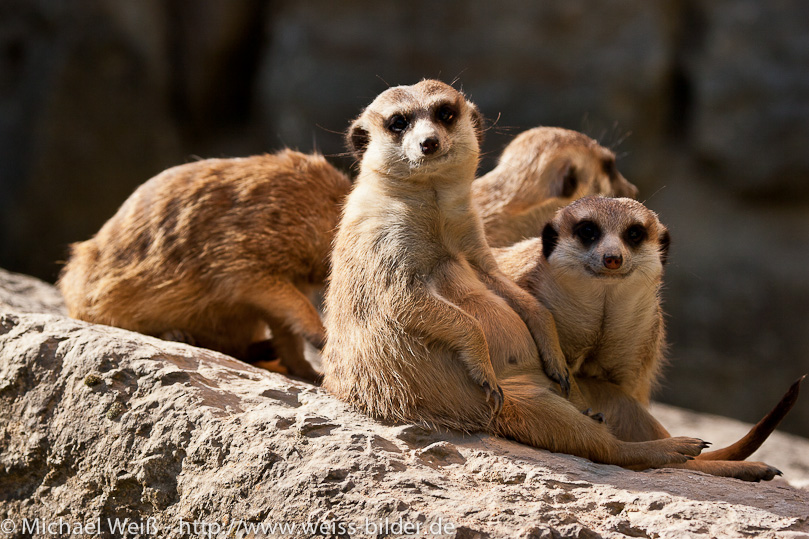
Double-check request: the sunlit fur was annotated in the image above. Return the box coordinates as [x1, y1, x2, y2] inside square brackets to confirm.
[324, 81, 706, 469]
[58, 150, 351, 380]
[473, 127, 639, 247]
[495, 196, 784, 480]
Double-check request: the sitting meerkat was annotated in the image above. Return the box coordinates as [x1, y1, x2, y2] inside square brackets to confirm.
[494, 196, 799, 481]
[472, 127, 639, 247]
[58, 149, 352, 381]
[323, 79, 707, 470]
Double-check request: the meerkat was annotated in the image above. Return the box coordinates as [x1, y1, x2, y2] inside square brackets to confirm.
[58, 149, 352, 381]
[472, 127, 639, 247]
[323, 79, 707, 470]
[493, 196, 799, 480]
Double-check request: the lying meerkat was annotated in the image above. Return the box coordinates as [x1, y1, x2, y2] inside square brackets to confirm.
[58, 149, 351, 381]
[494, 196, 800, 481]
[472, 127, 639, 247]
[323, 79, 707, 470]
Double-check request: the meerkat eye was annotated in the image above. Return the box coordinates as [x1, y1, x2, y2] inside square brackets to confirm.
[436, 105, 457, 125]
[387, 115, 409, 133]
[624, 224, 647, 246]
[573, 220, 601, 246]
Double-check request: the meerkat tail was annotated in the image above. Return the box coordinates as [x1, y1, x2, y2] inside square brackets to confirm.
[697, 375, 804, 461]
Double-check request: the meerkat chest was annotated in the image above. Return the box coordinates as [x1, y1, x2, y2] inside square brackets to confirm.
[546, 277, 659, 374]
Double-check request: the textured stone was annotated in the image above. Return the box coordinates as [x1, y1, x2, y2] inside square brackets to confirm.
[1, 269, 808, 538]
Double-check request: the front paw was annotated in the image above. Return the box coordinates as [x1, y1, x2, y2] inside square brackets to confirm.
[545, 363, 571, 397]
[481, 381, 504, 416]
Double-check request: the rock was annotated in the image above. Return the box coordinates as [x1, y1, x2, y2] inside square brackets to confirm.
[1, 268, 808, 538]
[0, 268, 67, 316]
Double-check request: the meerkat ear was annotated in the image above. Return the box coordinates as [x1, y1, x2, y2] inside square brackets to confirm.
[550, 162, 578, 198]
[541, 223, 560, 259]
[346, 117, 370, 161]
[466, 102, 485, 147]
[659, 228, 671, 265]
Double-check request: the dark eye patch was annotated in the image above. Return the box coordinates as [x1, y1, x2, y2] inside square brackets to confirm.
[387, 114, 409, 133]
[436, 104, 457, 125]
[562, 168, 577, 198]
[573, 220, 601, 246]
[624, 224, 647, 246]
[602, 158, 616, 177]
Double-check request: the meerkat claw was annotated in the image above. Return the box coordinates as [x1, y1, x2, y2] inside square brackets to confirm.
[481, 381, 504, 415]
[548, 368, 571, 397]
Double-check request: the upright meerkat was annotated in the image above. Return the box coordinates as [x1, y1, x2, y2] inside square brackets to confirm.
[58, 150, 352, 381]
[324, 79, 707, 470]
[494, 196, 799, 480]
[472, 127, 639, 247]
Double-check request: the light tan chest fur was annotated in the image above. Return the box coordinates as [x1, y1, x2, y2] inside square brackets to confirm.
[539, 270, 661, 399]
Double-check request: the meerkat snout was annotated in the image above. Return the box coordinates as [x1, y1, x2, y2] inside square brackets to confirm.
[603, 253, 623, 270]
[400, 107, 455, 163]
[420, 136, 440, 155]
[407, 118, 444, 160]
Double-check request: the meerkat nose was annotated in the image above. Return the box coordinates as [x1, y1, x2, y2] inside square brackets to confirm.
[420, 137, 440, 155]
[603, 254, 623, 270]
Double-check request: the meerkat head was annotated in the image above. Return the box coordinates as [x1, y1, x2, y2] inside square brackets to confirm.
[540, 196, 670, 280]
[492, 127, 639, 210]
[346, 79, 483, 181]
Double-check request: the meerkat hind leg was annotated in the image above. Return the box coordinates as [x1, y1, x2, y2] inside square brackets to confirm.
[576, 378, 671, 442]
[234, 278, 324, 383]
[493, 373, 706, 469]
[245, 277, 327, 348]
[577, 378, 787, 481]
[650, 459, 782, 481]
[266, 319, 321, 383]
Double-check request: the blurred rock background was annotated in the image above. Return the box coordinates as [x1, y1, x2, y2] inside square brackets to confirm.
[1, 0, 807, 435]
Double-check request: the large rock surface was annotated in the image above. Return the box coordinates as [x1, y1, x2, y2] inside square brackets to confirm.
[1, 269, 808, 538]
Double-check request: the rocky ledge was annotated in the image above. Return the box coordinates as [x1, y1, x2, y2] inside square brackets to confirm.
[1, 268, 808, 539]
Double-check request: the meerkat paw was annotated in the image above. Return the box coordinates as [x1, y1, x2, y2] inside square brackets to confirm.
[543, 362, 571, 397]
[160, 329, 198, 346]
[731, 462, 782, 482]
[665, 459, 781, 481]
[657, 437, 709, 464]
[623, 437, 709, 470]
[481, 380, 504, 415]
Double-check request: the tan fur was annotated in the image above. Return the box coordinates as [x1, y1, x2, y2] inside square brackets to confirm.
[324, 80, 706, 469]
[473, 127, 638, 247]
[58, 150, 351, 381]
[494, 197, 791, 480]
